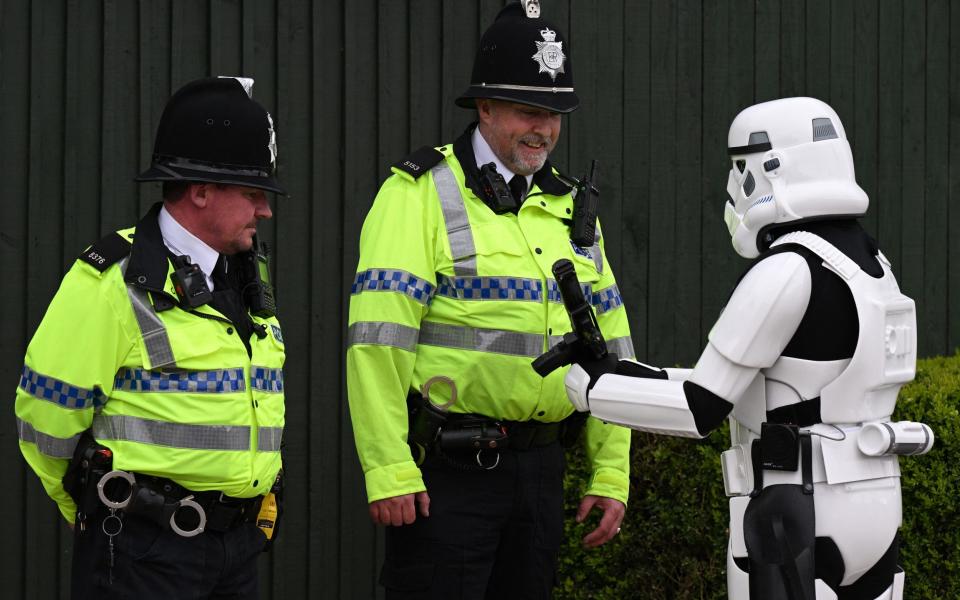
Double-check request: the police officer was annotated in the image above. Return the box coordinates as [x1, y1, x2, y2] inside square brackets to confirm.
[346, 3, 634, 597]
[15, 76, 286, 599]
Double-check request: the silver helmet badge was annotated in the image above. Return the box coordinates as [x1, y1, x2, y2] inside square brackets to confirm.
[531, 28, 565, 81]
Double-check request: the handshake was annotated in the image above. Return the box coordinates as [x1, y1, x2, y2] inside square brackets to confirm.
[533, 259, 668, 413]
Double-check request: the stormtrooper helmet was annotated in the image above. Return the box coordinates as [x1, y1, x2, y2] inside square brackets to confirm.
[723, 97, 868, 258]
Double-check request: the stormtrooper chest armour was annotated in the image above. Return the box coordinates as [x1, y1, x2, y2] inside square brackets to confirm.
[732, 231, 916, 432]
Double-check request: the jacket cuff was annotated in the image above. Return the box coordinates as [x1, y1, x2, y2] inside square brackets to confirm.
[57, 497, 77, 525]
[364, 460, 426, 503]
[584, 467, 630, 505]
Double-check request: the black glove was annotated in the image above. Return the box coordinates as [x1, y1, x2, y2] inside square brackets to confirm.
[575, 353, 670, 391]
[573, 351, 621, 390]
[614, 359, 669, 380]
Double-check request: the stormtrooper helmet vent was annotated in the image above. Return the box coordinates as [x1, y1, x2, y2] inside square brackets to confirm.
[812, 118, 838, 141]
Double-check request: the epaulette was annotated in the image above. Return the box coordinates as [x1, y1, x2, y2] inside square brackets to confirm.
[391, 146, 445, 179]
[78, 231, 133, 272]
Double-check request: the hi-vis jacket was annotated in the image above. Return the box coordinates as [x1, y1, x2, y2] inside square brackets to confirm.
[347, 125, 635, 504]
[15, 204, 285, 523]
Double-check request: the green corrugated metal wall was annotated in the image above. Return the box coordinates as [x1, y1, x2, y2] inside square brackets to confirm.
[1, 0, 957, 597]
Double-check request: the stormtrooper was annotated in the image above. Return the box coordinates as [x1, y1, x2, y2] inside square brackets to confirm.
[562, 97, 933, 600]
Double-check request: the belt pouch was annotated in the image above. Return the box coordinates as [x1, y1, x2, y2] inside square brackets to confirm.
[760, 422, 800, 471]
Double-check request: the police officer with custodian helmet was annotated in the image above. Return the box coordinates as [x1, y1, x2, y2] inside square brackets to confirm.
[347, 2, 634, 597]
[16, 76, 286, 599]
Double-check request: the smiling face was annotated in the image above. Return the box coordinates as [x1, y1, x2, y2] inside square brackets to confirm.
[476, 99, 561, 176]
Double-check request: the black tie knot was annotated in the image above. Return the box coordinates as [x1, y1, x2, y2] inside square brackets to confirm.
[508, 174, 527, 205]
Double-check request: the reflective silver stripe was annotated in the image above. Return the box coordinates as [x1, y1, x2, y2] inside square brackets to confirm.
[257, 427, 283, 452]
[418, 321, 544, 357]
[347, 321, 419, 352]
[92, 414, 250, 451]
[432, 161, 478, 276]
[17, 418, 81, 458]
[590, 229, 604, 274]
[120, 257, 176, 369]
[474, 82, 575, 93]
[607, 335, 636, 360]
[548, 334, 635, 359]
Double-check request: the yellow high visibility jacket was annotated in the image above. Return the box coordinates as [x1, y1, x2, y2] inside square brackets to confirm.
[347, 127, 634, 504]
[15, 203, 285, 523]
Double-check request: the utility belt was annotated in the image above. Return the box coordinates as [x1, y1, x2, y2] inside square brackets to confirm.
[405, 377, 587, 469]
[63, 431, 281, 540]
[721, 411, 932, 498]
[441, 413, 566, 451]
[93, 470, 262, 537]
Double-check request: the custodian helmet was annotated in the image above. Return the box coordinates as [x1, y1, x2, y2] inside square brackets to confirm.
[456, 1, 578, 114]
[136, 76, 285, 194]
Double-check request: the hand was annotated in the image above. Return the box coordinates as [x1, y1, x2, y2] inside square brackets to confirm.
[574, 351, 620, 389]
[576, 495, 626, 548]
[564, 353, 620, 412]
[368, 491, 431, 526]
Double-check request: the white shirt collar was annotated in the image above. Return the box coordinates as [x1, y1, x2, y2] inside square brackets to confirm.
[158, 205, 220, 290]
[472, 127, 534, 191]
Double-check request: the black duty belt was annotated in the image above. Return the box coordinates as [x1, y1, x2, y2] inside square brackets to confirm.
[442, 414, 563, 452]
[97, 470, 261, 536]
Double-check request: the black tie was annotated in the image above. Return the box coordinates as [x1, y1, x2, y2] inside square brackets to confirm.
[508, 174, 527, 206]
[211, 255, 231, 291]
[210, 255, 254, 356]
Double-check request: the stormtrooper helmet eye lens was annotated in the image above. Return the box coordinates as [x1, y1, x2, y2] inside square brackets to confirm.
[743, 171, 755, 196]
[736, 160, 746, 173]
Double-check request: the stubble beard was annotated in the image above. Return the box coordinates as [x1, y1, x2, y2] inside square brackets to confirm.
[509, 135, 553, 176]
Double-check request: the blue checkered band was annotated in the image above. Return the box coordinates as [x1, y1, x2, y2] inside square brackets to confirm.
[436, 275, 543, 301]
[351, 269, 435, 306]
[114, 368, 246, 393]
[251, 367, 284, 393]
[19, 365, 105, 410]
[545, 280, 593, 305]
[570, 240, 593, 259]
[591, 284, 624, 314]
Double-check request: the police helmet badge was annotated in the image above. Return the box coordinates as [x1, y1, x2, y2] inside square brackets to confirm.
[532, 28, 566, 81]
[266, 112, 278, 169]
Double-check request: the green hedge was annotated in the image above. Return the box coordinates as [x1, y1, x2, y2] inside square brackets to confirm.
[557, 353, 960, 599]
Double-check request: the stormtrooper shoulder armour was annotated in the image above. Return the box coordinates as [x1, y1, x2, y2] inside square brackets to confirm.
[707, 252, 812, 369]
